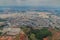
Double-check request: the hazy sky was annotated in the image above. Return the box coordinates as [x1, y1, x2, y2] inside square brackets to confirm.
[0, 0, 60, 7]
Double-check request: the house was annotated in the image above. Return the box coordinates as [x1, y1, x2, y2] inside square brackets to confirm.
[20, 31, 28, 40]
[43, 37, 49, 40]
[52, 31, 60, 40]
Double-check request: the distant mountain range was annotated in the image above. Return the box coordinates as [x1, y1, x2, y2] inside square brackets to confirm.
[0, 6, 60, 16]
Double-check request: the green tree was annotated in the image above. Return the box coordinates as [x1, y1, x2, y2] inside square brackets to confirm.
[0, 32, 2, 36]
[29, 33, 37, 40]
[20, 25, 32, 34]
[31, 28, 52, 40]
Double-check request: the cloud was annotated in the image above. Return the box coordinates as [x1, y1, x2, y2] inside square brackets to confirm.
[0, 0, 60, 7]
[24, 0, 60, 7]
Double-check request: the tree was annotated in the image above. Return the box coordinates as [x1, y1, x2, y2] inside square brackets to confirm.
[31, 28, 52, 40]
[29, 33, 37, 40]
[20, 26, 52, 40]
[15, 34, 20, 40]
[0, 32, 2, 36]
[20, 25, 32, 34]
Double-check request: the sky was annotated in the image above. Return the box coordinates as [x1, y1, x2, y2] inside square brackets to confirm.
[0, 0, 60, 7]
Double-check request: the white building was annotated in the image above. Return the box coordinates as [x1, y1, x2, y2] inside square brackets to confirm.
[2, 28, 21, 36]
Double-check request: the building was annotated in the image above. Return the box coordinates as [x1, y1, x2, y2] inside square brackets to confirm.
[2, 28, 21, 36]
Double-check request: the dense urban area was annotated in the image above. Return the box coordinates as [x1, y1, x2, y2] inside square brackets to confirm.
[0, 11, 60, 40]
